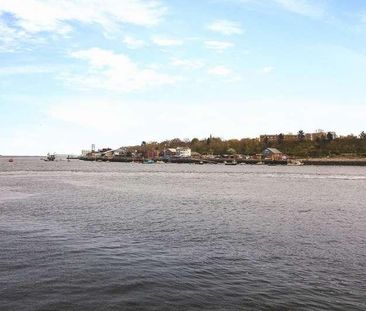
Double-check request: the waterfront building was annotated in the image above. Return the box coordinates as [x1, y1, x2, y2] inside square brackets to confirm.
[263, 148, 286, 160]
[164, 148, 177, 158]
[176, 147, 191, 158]
[145, 149, 159, 159]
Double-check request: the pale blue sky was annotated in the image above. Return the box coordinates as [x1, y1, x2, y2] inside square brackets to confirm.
[1, 0, 366, 155]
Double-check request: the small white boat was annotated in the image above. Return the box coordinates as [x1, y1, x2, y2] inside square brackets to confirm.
[225, 160, 237, 166]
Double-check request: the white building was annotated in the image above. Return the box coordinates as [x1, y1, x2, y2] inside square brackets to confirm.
[176, 147, 191, 158]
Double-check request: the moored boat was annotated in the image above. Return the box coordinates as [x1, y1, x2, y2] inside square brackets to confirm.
[195, 160, 204, 165]
[225, 160, 237, 166]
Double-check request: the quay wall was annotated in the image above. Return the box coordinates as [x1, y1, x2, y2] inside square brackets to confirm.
[302, 159, 366, 166]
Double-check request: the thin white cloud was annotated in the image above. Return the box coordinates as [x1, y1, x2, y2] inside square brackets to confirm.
[0, 0, 166, 35]
[259, 66, 275, 74]
[208, 66, 232, 76]
[204, 40, 234, 51]
[146, 63, 161, 70]
[0, 21, 45, 52]
[171, 58, 205, 70]
[65, 47, 179, 92]
[0, 65, 51, 75]
[274, 0, 324, 18]
[238, 0, 325, 18]
[207, 20, 243, 35]
[151, 36, 183, 46]
[123, 35, 146, 49]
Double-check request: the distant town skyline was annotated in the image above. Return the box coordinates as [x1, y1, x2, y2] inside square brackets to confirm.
[1, 0, 366, 155]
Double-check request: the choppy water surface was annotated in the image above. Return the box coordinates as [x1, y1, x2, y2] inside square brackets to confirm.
[1, 157, 366, 310]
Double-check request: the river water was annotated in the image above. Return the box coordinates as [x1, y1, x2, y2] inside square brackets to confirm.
[1, 157, 365, 310]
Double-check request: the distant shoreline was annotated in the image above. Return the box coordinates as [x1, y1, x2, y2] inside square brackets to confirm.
[78, 156, 366, 166]
[2, 155, 366, 166]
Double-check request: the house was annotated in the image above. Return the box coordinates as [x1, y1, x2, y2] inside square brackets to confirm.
[164, 148, 177, 158]
[145, 149, 160, 159]
[176, 147, 191, 158]
[263, 148, 286, 160]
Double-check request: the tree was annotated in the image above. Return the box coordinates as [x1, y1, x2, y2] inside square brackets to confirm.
[206, 136, 211, 146]
[191, 138, 199, 145]
[326, 132, 334, 141]
[169, 138, 184, 147]
[297, 130, 305, 141]
[141, 141, 147, 157]
[277, 133, 284, 144]
[360, 131, 366, 140]
[227, 148, 236, 155]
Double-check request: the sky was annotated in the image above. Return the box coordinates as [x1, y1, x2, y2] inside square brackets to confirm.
[1, 0, 366, 155]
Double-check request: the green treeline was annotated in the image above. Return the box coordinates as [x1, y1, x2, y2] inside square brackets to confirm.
[131, 131, 366, 158]
[263, 136, 366, 157]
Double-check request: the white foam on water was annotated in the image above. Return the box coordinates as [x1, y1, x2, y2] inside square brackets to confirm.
[0, 187, 35, 202]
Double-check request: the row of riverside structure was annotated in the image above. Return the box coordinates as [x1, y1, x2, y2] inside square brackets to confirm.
[80, 129, 347, 164]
